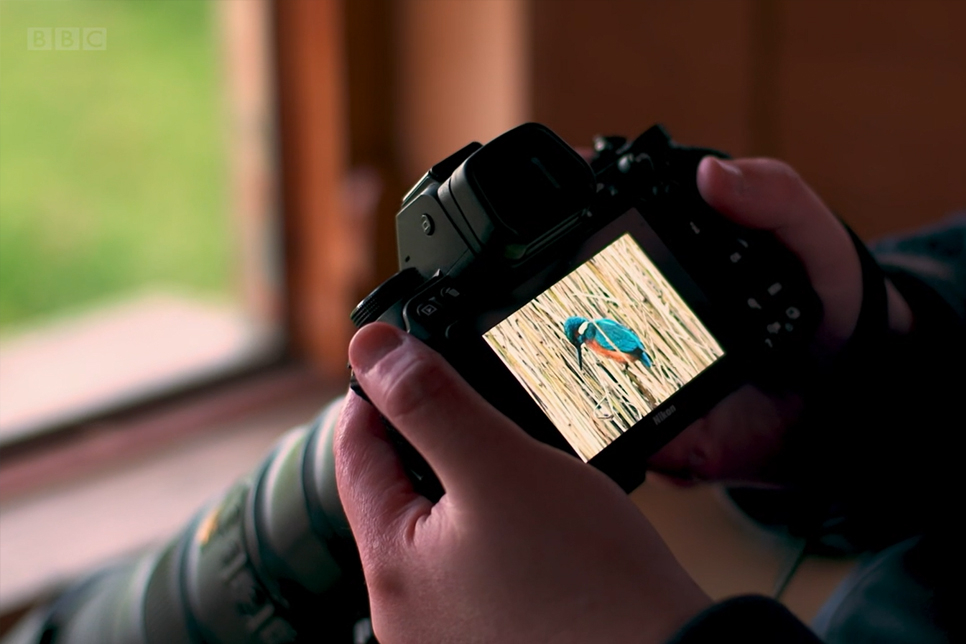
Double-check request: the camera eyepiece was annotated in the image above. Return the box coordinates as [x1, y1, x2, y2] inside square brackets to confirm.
[456, 124, 595, 248]
[396, 124, 596, 281]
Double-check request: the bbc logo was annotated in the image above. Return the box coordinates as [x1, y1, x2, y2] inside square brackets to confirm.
[27, 28, 107, 51]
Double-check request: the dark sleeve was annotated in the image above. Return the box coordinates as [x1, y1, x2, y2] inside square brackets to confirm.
[872, 213, 966, 323]
[667, 596, 821, 644]
[780, 214, 966, 549]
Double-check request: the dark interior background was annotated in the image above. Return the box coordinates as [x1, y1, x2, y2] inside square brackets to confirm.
[527, 0, 965, 239]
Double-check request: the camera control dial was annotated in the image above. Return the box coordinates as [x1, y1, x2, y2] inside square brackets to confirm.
[351, 267, 423, 327]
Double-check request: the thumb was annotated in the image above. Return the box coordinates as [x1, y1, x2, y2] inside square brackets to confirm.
[348, 323, 533, 497]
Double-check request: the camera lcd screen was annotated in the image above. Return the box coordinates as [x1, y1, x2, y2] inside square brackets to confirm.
[482, 231, 725, 461]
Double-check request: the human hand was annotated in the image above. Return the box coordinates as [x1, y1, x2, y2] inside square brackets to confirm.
[335, 322, 711, 644]
[647, 157, 912, 484]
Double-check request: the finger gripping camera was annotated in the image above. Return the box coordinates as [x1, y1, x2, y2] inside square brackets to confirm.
[352, 123, 821, 494]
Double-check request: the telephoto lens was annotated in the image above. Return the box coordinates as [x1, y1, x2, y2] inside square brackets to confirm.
[3, 398, 373, 644]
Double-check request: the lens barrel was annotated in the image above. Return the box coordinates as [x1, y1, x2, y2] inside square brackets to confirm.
[12, 398, 367, 644]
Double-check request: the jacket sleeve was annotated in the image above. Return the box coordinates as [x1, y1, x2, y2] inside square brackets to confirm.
[873, 213, 966, 324]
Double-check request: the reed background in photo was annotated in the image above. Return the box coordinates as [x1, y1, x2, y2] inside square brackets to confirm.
[484, 234, 724, 461]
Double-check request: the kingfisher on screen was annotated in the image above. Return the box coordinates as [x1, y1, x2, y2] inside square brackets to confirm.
[563, 316, 654, 370]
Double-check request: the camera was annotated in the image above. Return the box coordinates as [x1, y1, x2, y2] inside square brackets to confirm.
[351, 123, 822, 494]
[8, 123, 821, 644]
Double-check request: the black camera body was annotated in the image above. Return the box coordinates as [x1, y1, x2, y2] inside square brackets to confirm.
[352, 123, 822, 494]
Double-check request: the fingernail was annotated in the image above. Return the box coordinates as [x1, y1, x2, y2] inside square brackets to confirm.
[351, 324, 405, 374]
[702, 157, 746, 199]
[710, 157, 742, 179]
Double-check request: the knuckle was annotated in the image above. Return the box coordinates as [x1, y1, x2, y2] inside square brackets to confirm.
[750, 159, 804, 200]
[379, 352, 451, 423]
[769, 158, 802, 183]
[775, 165, 807, 203]
[767, 161, 807, 201]
[738, 158, 812, 229]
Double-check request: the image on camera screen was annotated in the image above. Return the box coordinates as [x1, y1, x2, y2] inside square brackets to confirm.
[483, 233, 724, 461]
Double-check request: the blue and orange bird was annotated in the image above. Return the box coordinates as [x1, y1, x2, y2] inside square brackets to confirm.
[563, 316, 654, 370]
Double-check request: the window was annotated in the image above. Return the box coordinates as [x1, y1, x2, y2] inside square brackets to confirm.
[0, 0, 282, 445]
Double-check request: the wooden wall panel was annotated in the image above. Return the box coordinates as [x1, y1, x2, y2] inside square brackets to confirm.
[774, 0, 966, 237]
[526, 0, 966, 237]
[394, 0, 528, 184]
[528, 0, 755, 155]
[274, 0, 355, 380]
[345, 0, 405, 292]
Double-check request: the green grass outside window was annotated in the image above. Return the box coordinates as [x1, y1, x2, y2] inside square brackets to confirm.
[0, 0, 232, 334]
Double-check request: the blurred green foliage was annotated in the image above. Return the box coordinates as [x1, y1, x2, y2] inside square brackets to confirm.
[0, 0, 232, 332]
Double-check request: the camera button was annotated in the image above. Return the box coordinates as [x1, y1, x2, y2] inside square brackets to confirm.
[724, 237, 757, 267]
[415, 299, 442, 319]
[439, 284, 462, 302]
[445, 321, 469, 341]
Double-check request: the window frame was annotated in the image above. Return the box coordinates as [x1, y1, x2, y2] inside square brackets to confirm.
[1, 0, 362, 500]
